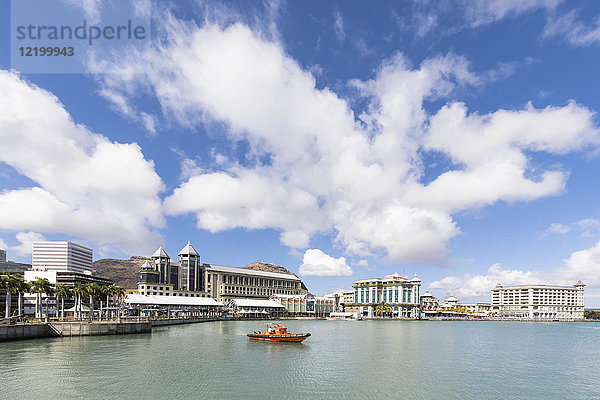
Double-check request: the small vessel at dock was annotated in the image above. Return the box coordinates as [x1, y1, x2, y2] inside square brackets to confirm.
[247, 323, 311, 342]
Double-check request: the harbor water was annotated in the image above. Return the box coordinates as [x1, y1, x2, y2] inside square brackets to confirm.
[2, 320, 600, 399]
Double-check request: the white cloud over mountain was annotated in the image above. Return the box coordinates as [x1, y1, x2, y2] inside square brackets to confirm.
[0, 70, 165, 255]
[89, 16, 600, 264]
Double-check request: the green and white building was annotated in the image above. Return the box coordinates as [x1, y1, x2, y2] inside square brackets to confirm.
[348, 272, 421, 319]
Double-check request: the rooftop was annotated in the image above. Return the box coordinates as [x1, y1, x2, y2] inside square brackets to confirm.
[230, 298, 285, 308]
[178, 241, 200, 257]
[125, 294, 223, 307]
[207, 264, 301, 281]
[492, 283, 584, 290]
[152, 246, 169, 258]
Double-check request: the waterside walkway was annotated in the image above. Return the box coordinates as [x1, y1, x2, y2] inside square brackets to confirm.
[0, 317, 225, 342]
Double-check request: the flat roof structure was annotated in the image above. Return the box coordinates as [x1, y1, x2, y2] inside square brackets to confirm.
[230, 298, 285, 308]
[125, 294, 223, 307]
[207, 264, 301, 281]
[492, 283, 585, 290]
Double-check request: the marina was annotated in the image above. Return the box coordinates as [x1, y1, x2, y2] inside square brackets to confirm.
[2, 320, 600, 400]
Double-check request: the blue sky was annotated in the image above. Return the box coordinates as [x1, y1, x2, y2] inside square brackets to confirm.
[1, 0, 600, 304]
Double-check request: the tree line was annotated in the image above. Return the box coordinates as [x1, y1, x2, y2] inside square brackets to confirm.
[1, 272, 125, 321]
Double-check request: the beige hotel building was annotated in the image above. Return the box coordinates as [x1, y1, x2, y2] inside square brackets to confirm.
[491, 281, 585, 320]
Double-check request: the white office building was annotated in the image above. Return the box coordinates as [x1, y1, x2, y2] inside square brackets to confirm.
[491, 281, 585, 320]
[32, 241, 93, 274]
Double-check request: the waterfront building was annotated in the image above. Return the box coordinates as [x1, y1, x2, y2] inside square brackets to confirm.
[490, 281, 585, 320]
[178, 241, 204, 292]
[1, 249, 32, 317]
[138, 243, 306, 301]
[461, 303, 491, 315]
[22, 242, 112, 317]
[226, 298, 287, 318]
[420, 292, 491, 319]
[138, 245, 207, 298]
[152, 246, 171, 288]
[271, 294, 334, 317]
[324, 289, 355, 312]
[205, 264, 304, 301]
[32, 241, 92, 274]
[125, 293, 223, 319]
[439, 294, 459, 309]
[419, 290, 439, 312]
[348, 272, 421, 319]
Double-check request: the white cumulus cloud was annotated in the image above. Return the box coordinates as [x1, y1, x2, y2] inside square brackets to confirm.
[429, 263, 545, 299]
[89, 15, 600, 264]
[299, 249, 354, 277]
[12, 232, 47, 257]
[431, 239, 600, 299]
[0, 70, 165, 255]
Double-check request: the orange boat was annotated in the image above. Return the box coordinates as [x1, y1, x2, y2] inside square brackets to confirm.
[247, 323, 311, 342]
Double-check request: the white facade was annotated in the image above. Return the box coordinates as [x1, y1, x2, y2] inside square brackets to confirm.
[419, 290, 439, 311]
[324, 289, 355, 312]
[351, 272, 422, 319]
[206, 264, 304, 301]
[32, 241, 92, 274]
[491, 281, 585, 320]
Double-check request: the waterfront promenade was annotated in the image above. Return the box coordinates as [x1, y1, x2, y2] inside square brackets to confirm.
[0, 317, 224, 342]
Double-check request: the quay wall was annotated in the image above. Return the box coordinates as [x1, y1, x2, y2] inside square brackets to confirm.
[0, 323, 55, 342]
[50, 321, 151, 336]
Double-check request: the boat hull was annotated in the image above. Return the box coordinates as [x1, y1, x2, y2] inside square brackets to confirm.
[247, 333, 311, 342]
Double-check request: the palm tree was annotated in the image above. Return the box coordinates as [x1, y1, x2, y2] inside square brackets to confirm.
[113, 286, 126, 321]
[30, 278, 52, 320]
[72, 285, 87, 320]
[375, 301, 393, 318]
[1, 273, 20, 318]
[99, 285, 114, 321]
[16, 278, 30, 317]
[104, 284, 115, 307]
[42, 282, 55, 321]
[1, 273, 7, 317]
[84, 283, 100, 320]
[1, 274, 8, 317]
[55, 284, 71, 320]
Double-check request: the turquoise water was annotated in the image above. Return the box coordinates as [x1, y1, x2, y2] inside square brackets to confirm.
[2, 320, 600, 399]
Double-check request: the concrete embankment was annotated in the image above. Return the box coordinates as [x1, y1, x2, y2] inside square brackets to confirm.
[50, 321, 151, 336]
[0, 323, 53, 342]
[0, 318, 224, 342]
